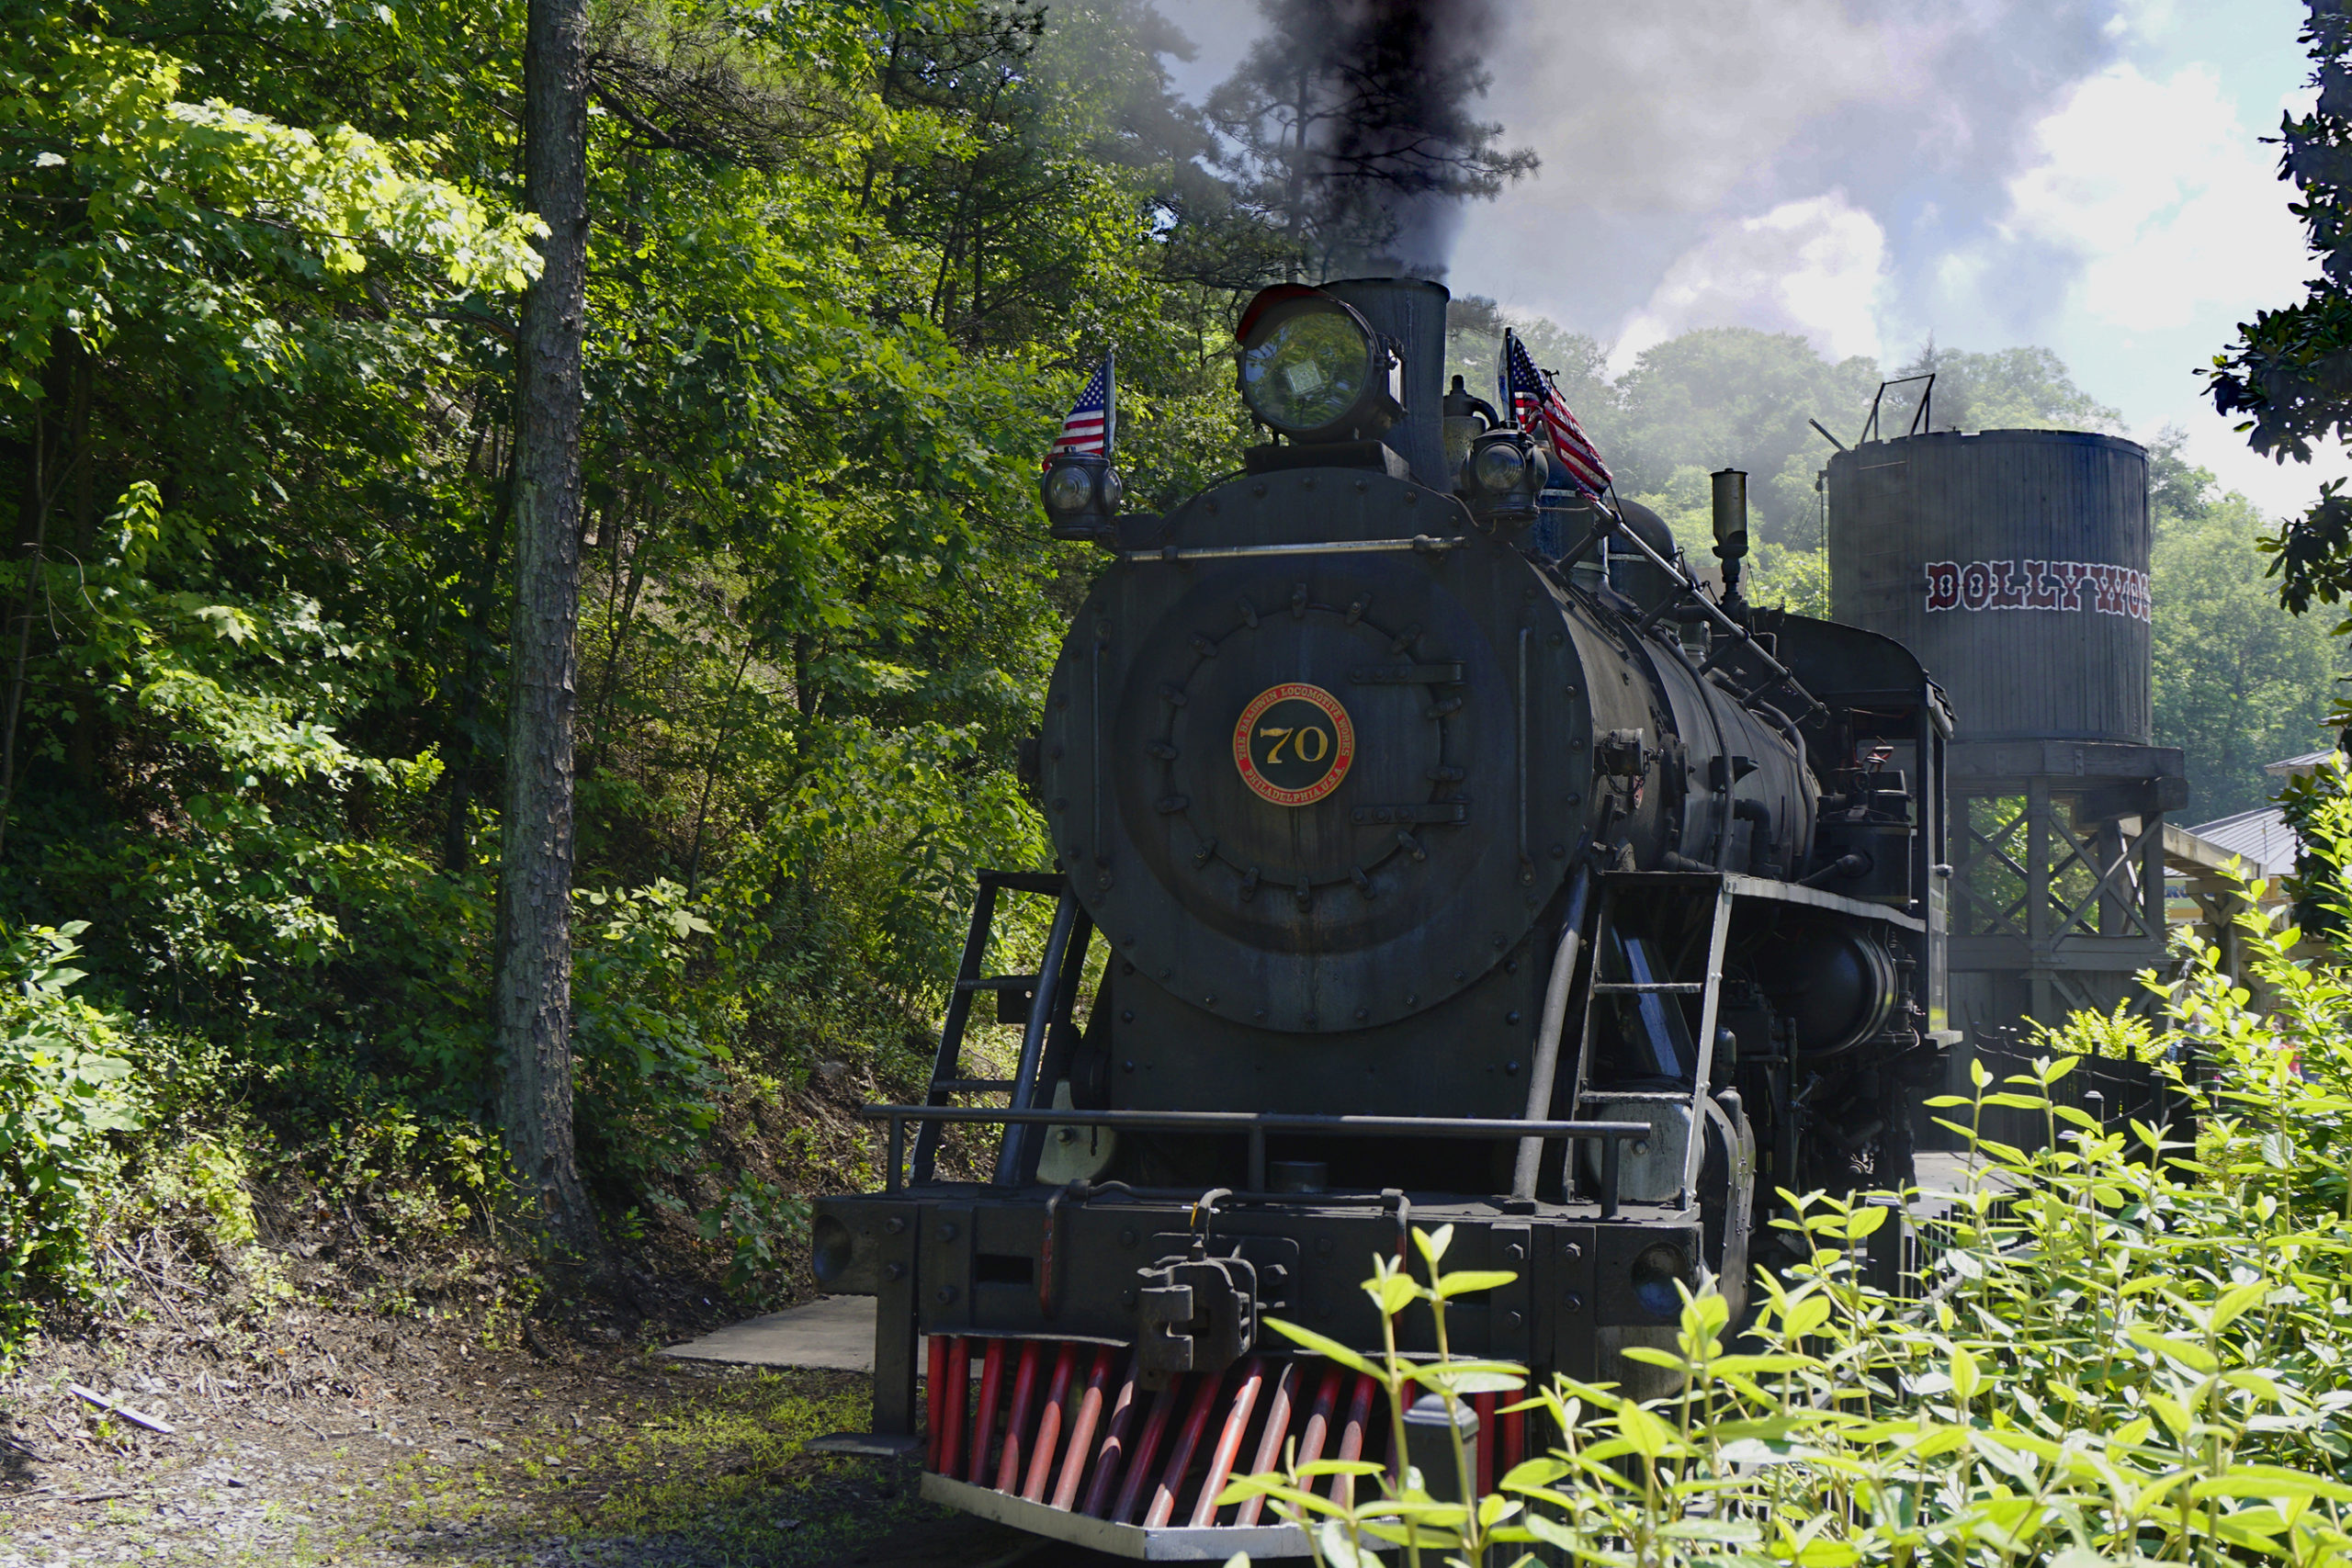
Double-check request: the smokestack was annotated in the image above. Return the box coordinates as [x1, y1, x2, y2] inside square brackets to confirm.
[1322, 276, 1450, 483]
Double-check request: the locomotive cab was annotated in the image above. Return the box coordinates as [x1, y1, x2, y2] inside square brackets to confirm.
[812, 277, 1953, 1558]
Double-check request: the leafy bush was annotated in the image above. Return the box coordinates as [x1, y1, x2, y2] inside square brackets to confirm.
[572, 880, 734, 1192]
[2039, 997, 2165, 1063]
[1225, 874, 2352, 1564]
[0, 923, 140, 1348]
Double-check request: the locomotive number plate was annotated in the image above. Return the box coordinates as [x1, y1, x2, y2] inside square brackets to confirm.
[1233, 682, 1355, 806]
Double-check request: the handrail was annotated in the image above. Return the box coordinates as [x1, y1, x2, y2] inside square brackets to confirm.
[863, 1105, 1653, 1218]
[1121, 535, 1463, 564]
[1599, 518, 1825, 720]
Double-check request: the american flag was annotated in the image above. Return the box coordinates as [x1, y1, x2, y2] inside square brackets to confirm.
[1504, 332, 1611, 498]
[1047, 353, 1114, 463]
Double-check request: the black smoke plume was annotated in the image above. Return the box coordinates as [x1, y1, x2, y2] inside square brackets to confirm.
[1204, 0, 1537, 280]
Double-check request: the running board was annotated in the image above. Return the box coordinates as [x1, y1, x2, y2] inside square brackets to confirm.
[921, 1473, 1308, 1561]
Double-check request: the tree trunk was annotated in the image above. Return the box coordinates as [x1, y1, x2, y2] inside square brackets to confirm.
[497, 0, 602, 1267]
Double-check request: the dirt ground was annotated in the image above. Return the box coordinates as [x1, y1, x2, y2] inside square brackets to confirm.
[0, 1079, 1143, 1566]
[0, 1302, 1125, 1567]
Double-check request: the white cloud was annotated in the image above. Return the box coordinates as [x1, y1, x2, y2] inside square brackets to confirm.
[1996, 62, 2307, 332]
[1482, 2, 1903, 215]
[1613, 195, 1892, 369]
[2159, 412, 2352, 523]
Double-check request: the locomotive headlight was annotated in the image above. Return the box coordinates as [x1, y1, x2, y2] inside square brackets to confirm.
[1044, 462, 1096, 514]
[1039, 450, 1123, 543]
[1461, 428, 1545, 525]
[1234, 286, 1403, 443]
[1471, 440, 1528, 493]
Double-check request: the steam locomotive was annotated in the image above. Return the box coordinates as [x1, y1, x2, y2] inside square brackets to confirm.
[809, 276, 1955, 1558]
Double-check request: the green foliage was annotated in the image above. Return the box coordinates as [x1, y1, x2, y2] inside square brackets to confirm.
[0, 922, 138, 1345]
[571, 880, 731, 1190]
[1877, 340, 2123, 439]
[1611, 463, 1830, 616]
[0, 0, 1275, 1326]
[1226, 789, 2352, 1564]
[0, 6, 540, 401]
[1610, 328, 1879, 547]
[693, 1173, 813, 1296]
[2040, 997, 2165, 1064]
[2209, 3, 2352, 616]
[2151, 438, 2343, 819]
[133, 1130, 261, 1253]
[2278, 751, 2352, 942]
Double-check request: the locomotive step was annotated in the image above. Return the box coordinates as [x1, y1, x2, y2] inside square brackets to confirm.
[975, 870, 1067, 894]
[1590, 980, 1706, 992]
[956, 975, 1043, 993]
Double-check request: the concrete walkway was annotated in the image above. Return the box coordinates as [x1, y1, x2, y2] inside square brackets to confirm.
[660, 1295, 880, 1371]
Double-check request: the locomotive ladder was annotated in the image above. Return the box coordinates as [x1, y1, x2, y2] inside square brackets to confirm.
[909, 870, 1095, 1189]
[1565, 875, 1738, 1213]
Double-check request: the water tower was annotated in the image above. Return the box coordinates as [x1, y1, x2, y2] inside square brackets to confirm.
[1826, 428, 2187, 1065]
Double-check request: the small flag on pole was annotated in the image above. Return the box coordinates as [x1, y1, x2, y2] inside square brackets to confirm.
[1504, 332, 1611, 498]
[1048, 352, 1114, 464]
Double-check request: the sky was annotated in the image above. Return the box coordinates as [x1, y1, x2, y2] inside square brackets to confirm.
[1151, 0, 2335, 516]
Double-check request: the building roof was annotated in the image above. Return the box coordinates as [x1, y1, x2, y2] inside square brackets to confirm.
[2183, 806, 2300, 877]
[2267, 750, 2338, 777]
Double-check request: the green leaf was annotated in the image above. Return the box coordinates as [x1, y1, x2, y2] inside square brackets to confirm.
[1781, 1293, 1833, 1339]
[1719, 1437, 1827, 1466]
[2197, 1465, 2352, 1505]
[1499, 1457, 1568, 1489]
[2210, 1280, 2267, 1333]
[1615, 1404, 1679, 1459]
[1679, 1289, 1731, 1340]
[1433, 1269, 1518, 1299]
[1708, 1353, 1816, 1376]
[2128, 1325, 2221, 1373]
[1409, 1360, 1526, 1395]
[1659, 1519, 1764, 1543]
[1950, 1342, 1981, 1402]
[1370, 1271, 1418, 1316]
[1521, 1512, 1578, 1550]
[1264, 1318, 1382, 1380]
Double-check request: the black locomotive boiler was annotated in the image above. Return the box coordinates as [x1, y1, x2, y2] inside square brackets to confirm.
[810, 276, 1956, 1558]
